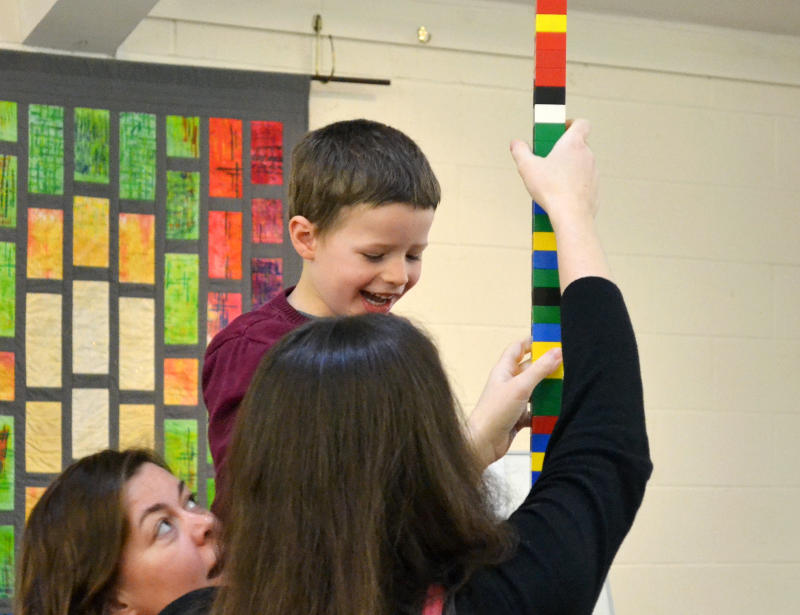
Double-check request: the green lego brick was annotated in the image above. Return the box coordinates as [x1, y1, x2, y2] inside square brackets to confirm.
[532, 304, 561, 324]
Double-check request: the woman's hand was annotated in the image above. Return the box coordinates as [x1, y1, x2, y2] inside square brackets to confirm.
[510, 118, 598, 227]
[467, 339, 562, 468]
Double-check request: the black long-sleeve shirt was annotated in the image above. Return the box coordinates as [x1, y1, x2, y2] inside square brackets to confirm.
[454, 277, 652, 615]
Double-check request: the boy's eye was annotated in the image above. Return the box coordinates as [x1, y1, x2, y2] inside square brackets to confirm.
[362, 253, 383, 262]
[406, 253, 422, 262]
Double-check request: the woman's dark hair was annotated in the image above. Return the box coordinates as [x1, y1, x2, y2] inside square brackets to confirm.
[216, 314, 512, 615]
[16, 448, 169, 615]
[288, 119, 441, 234]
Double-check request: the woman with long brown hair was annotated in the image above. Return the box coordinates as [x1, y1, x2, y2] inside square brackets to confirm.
[216, 120, 652, 615]
[17, 449, 223, 615]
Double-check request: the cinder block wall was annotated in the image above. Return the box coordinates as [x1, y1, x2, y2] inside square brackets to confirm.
[5, 1, 800, 612]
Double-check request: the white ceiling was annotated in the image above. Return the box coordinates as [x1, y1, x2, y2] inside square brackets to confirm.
[493, 0, 800, 37]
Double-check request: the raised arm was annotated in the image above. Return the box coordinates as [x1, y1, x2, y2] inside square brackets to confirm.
[511, 119, 611, 289]
[455, 121, 651, 615]
[467, 120, 609, 467]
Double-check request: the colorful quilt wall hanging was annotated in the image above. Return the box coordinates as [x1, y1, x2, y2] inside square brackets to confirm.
[0, 49, 308, 605]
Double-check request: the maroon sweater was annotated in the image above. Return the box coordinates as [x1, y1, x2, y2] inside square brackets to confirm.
[202, 287, 309, 501]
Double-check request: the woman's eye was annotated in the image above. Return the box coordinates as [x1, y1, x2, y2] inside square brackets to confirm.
[185, 495, 198, 511]
[406, 253, 421, 262]
[155, 519, 173, 538]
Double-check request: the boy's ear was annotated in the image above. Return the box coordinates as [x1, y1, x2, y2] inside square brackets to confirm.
[288, 215, 319, 260]
[106, 593, 137, 615]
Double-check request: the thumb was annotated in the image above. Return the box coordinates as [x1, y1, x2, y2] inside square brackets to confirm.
[510, 139, 544, 201]
[516, 347, 563, 397]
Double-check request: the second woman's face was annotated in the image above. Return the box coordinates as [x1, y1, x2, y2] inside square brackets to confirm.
[113, 462, 222, 615]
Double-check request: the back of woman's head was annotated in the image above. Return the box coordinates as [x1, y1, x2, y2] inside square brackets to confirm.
[220, 314, 511, 615]
[16, 449, 167, 615]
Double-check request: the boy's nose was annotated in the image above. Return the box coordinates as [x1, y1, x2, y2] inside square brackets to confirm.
[382, 257, 409, 287]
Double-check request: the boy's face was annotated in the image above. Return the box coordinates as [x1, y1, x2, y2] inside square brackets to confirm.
[301, 202, 434, 317]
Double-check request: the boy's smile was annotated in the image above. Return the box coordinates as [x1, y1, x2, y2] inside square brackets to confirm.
[288, 202, 435, 318]
[360, 290, 397, 312]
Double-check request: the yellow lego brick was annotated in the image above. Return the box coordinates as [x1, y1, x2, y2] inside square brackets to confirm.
[533, 231, 557, 251]
[536, 14, 567, 33]
[531, 341, 564, 379]
[531, 452, 546, 472]
[532, 340, 561, 357]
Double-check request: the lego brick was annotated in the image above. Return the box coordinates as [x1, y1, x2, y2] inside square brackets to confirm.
[534, 140, 557, 156]
[531, 433, 551, 453]
[532, 341, 564, 379]
[531, 452, 546, 472]
[535, 66, 566, 87]
[532, 340, 562, 356]
[532, 378, 563, 414]
[533, 250, 558, 270]
[531, 470, 542, 483]
[533, 322, 561, 343]
[533, 285, 561, 306]
[533, 305, 561, 324]
[535, 123, 566, 142]
[533, 213, 553, 231]
[536, 32, 566, 52]
[536, 14, 567, 34]
[535, 48, 566, 70]
[532, 414, 558, 434]
[537, 0, 567, 14]
[534, 103, 566, 125]
[533, 231, 557, 251]
[533, 267, 560, 288]
[534, 85, 566, 105]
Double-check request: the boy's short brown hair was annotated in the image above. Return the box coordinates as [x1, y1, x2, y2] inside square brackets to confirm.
[288, 119, 440, 234]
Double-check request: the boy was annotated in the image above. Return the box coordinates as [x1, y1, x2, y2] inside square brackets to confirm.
[203, 119, 441, 492]
[204, 118, 558, 510]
